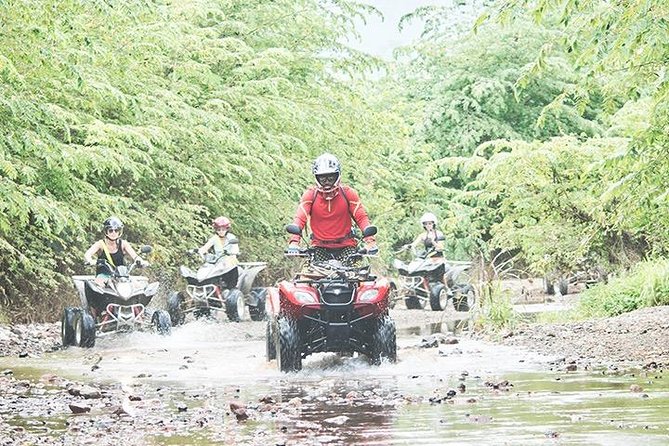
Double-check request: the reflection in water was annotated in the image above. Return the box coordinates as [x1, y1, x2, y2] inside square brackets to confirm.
[279, 380, 397, 445]
[399, 318, 473, 337]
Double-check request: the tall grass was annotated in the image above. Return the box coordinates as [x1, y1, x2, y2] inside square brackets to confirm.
[579, 259, 669, 317]
[478, 280, 518, 332]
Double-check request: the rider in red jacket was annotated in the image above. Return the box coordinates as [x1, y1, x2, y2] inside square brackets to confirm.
[287, 153, 378, 262]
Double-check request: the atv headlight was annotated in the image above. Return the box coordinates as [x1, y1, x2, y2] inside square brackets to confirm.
[295, 291, 317, 304]
[358, 289, 379, 303]
[116, 282, 133, 298]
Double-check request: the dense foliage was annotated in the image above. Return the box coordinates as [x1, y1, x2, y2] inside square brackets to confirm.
[0, 0, 417, 321]
[390, 1, 669, 319]
[3, 0, 669, 322]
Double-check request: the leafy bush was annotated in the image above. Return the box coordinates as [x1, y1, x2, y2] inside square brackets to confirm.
[579, 259, 669, 317]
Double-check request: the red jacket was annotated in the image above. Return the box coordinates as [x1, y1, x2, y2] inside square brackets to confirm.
[289, 185, 374, 248]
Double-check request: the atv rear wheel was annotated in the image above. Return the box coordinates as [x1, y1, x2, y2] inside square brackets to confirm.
[265, 319, 276, 361]
[151, 310, 172, 335]
[369, 316, 397, 365]
[61, 307, 80, 347]
[225, 288, 246, 322]
[166, 292, 185, 326]
[454, 285, 476, 312]
[74, 310, 96, 348]
[276, 317, 301, 372]
[558, 278, 569, 296]
[387, 284, 398, 309]
[429, 284, 449, 311]
[250, 288, 267, 321]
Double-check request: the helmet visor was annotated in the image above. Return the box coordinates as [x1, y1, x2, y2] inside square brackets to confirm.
[316, 173, 338, 187]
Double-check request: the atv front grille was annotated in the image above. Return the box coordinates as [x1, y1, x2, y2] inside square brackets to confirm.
[187, 284, 217, 302]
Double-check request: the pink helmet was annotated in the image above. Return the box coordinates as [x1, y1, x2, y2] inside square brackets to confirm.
[212, 216, 231, 230]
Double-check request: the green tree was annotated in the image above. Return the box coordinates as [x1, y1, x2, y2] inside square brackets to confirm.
[0, 0, 412, 321]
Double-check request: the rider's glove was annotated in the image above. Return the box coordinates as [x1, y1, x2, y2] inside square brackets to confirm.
[84, 258, 96, 266]
[365, 244, 379, 256]
[285, 243, 300, 255]
[135, 257, 150, 268]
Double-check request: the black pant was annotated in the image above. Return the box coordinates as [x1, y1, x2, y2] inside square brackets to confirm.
[313, 246, 358, 266]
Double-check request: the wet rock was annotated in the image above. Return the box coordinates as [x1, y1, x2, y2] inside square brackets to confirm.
[128, 395, 142, 401]
[418, 337, 439, 348]
[323, 415, 349, 425]
[230, 401, 248, 421]
[484, 380, 513, 391]
[69, 403, 91, 414]
[2, 369, 12, 375]
[457, 384, 466, 393]
[259, 395, 276, 404]
[544, 430, 560, 438]
[176, 403, 188, 412]
[67, 384, 102, 399]
[295, 420, 321, 430]
[258, 403, 275, 412]
[112, 401, 137, 417]
[630, 384, 643, 393]
[565, 364, 577, 372]
[345, 391, 359, 400]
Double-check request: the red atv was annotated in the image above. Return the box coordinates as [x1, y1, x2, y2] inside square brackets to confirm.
[266, 225, 396, 372]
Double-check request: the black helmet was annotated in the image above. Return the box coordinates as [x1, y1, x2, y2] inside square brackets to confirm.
[103, 216, 124, 236]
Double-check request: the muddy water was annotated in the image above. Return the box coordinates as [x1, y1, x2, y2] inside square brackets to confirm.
[1, 309, 668, 445]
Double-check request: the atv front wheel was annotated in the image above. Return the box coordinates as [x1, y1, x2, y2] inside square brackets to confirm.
[61, 307, 80, 347]
[454, 285, 476, 312]
[265, 319, 276, 361]
[166, 292, 185, 326]
[276, 317, 301, 372]
[370, 316, 397, 365]
[225, 288, 246, 322]
[151, 310, 172, 335]
[250, 288, 267, 321]
[429, 284, 449, 311]
[74, 310, 96, 348]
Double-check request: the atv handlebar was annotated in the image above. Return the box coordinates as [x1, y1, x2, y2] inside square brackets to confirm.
[284, 247, 375, 259]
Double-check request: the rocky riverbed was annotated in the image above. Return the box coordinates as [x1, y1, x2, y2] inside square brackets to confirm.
[497, 305, 669, 371]
[1, 304, 668, 445]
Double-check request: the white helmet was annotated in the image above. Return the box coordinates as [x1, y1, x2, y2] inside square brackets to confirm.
[420, 212, 437, 226]
[312, 153, 341, 192]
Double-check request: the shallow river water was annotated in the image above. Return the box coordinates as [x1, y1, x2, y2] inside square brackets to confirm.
[1, 308, 668, 445]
